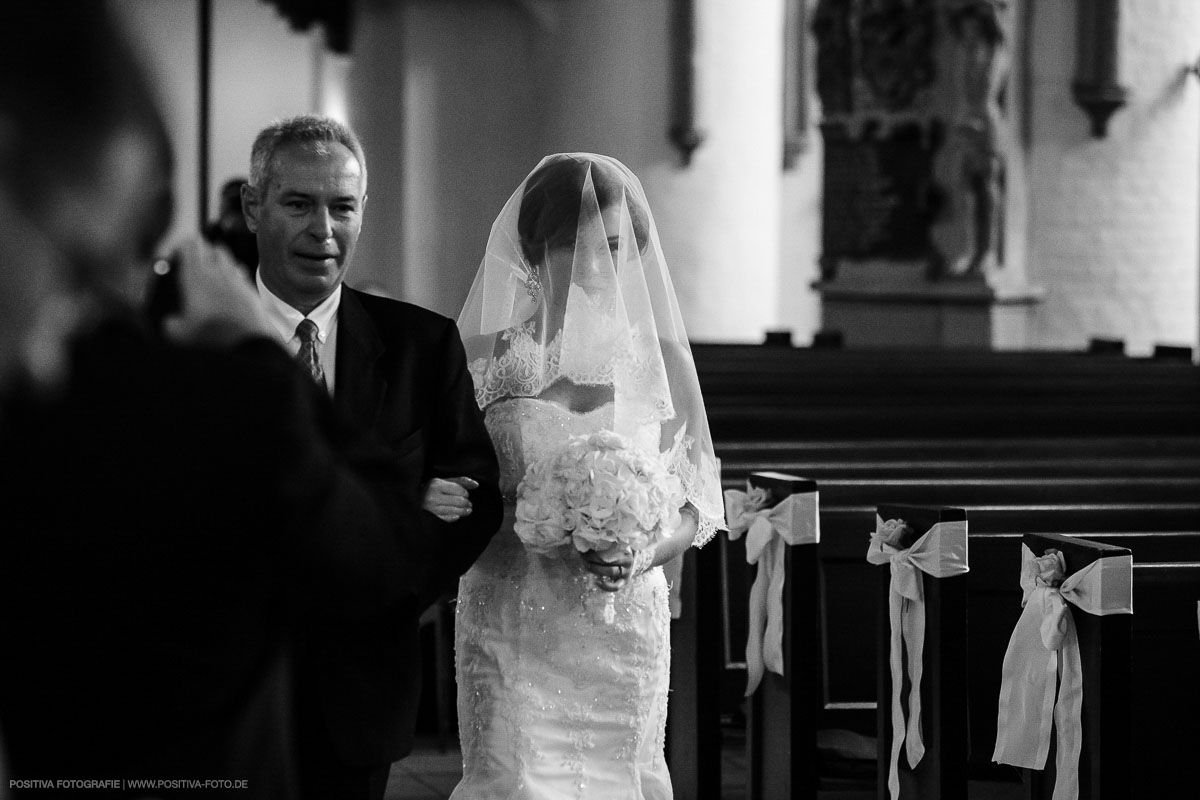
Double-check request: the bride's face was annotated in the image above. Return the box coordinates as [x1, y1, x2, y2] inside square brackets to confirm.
[542, 203, 622, 306]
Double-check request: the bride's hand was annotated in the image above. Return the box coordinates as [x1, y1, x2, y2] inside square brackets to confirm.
[580, 545, 634, 592]
[421, 476, 478, 522]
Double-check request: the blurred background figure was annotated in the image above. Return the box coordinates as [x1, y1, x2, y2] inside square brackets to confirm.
[0, 3, 421, 795]
[205, 176, 259, 278]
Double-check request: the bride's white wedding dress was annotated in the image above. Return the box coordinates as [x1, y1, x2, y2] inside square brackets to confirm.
[451, 397, 673, 800]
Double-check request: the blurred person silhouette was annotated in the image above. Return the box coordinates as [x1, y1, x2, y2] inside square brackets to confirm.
[204, 177, 259, 278]
[241, 115, 502, 800]
[0, 3, 431, 796]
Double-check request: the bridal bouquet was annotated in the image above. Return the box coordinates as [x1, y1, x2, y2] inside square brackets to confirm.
[515, 430, 684, 620]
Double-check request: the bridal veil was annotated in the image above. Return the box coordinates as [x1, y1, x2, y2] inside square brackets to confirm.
[457, 153, 726, 546]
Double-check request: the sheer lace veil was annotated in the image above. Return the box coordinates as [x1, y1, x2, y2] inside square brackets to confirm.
[458, 153, 725, 546]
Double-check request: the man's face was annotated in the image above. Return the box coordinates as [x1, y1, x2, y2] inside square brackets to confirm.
[243, 142, 365, 313]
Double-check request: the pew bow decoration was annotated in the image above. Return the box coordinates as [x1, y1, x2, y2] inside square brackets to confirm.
[724, 485, 820, 696]
[992, 544, 1133, 800]
[866, 514, 969, 800]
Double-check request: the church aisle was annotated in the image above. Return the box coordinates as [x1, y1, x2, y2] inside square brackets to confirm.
[386, 735, 751, 799]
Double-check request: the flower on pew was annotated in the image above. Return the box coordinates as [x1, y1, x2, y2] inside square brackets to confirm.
[729, 485, 772, 520]
[872, 518, 912, 551]
[1031, 548, 1067, 587]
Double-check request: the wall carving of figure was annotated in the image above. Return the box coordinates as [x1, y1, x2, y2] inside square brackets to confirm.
[812, 0, 855, 115]
[931, 0, 1009, 279]
[857, 0, 938, 112]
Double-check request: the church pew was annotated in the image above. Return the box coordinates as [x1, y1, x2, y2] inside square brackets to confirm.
[717, 465, 1199, 799]
[793, 476, 1200, 506]
[734, 474, 822, 800]
[807, 529, 1183, 799]
[667, 535, 724, 800]
[813, 504, 1200, 741]
[810, 513, 1195, 791]
[820, 503, 1200, 539]
[692, 342, 1199, 796]
[716, 437, 1200, 482]
[966, 534, 1200, 796]
[1126, 561, 1200, 797]
[705, 404, 1200, 440]
[743, 531, 1200, 800]
[692, 346, 1200, 441]
[974, 532, 1132, 800]
[691, 343, 1200, 384]
[871, 504, 970, 800]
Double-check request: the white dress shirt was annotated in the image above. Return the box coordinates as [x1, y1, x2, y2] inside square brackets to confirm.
[256, 270, 341, 396]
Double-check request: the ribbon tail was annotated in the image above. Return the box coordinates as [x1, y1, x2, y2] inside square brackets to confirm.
[762, 540, 787, 677]
[743, 561, 769, 697]
[993, 599, 1058, 769]
[1052, 625, 1084, 800]
[902, 596, 927, 770]
[886, 586, 905, 800]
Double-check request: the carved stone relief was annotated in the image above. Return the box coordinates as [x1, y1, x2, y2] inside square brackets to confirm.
[813, 0, 1010, 283]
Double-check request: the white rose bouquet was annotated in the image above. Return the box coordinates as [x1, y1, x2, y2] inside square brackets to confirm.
[514, 430, 685, 621]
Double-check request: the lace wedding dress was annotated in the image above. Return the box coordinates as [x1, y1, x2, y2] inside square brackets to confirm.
[451, 397, 673, 800]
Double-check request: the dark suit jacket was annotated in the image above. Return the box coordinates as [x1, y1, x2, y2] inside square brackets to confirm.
[0, 312, 420, 796]
[298, 286, 501, 768]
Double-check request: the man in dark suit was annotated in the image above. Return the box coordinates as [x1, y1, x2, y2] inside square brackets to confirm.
[0, 4, 429, 796]
[241, 115, 502, 800]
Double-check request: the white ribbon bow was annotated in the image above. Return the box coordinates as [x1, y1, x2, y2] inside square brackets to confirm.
[866, 514, 969, 800]
[724, 487, 820, 696]
[993, 544, 1133, 800]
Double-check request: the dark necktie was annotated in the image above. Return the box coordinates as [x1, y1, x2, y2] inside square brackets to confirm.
[295, 318, 325, 387]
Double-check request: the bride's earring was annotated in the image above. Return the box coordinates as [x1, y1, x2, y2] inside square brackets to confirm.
[524, 266, 542, 301]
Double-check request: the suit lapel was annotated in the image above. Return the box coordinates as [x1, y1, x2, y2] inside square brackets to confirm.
[334, 288, 387, 429]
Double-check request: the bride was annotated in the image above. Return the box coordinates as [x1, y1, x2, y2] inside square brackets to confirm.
[425, 153, 725, 799]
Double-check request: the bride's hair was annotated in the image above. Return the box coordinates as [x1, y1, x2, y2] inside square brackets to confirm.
[517, 155, 650, 263]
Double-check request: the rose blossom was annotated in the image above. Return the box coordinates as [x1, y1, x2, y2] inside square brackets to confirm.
[1032, 548, 1067, 587]
[514, 430, 684, 558]
[873, 518, 912, 550]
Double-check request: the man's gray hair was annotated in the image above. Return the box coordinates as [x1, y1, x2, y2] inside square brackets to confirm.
[249, 115, 367, 193]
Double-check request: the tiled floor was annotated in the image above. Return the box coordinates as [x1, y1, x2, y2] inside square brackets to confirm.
[387, 739, 1027, 800]
[384, 742, 462, 800]
[384, 734, 754, 800]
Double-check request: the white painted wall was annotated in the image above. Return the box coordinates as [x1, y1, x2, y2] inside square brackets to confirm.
[645, 0, 787, 342]
[209, 0, 322, 207]
[350, 0, 542, 313]
[350, 0, 814, 339]
[1025, 0, 1200, 355]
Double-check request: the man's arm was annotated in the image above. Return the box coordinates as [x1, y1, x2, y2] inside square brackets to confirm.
[417, 316, 503, 608]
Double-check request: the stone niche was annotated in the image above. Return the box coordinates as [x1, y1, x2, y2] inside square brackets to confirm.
[812, 0, 1040, 349]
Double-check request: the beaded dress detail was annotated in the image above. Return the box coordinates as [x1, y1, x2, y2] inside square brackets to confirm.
[451, 397, 673, 800]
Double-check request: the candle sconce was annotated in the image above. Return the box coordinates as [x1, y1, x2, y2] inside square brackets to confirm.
[782, 0, 810, 169]
[668, 0, 705, 165]
[1072, 0, 1127, 138]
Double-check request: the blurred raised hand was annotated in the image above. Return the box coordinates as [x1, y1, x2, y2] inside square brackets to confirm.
[162, 238, 273, 347]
